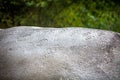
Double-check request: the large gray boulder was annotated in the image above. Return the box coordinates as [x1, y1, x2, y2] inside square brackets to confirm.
[0, 27, 120, 80]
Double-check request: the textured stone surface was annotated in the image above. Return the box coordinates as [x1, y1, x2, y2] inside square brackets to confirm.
[0, 27, 120, 80]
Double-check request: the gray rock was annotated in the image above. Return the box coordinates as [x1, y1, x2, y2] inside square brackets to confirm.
[0, 27, 120, 80]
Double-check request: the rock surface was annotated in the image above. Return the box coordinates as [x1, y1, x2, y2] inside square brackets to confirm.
[0, 27, 120, 80]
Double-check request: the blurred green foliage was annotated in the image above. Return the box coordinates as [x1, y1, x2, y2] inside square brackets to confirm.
[0, 0, 120, 32]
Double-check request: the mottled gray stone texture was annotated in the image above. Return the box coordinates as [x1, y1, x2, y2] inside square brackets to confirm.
[0, 27, 120, 80]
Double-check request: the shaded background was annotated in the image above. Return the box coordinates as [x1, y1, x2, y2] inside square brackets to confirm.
[0, 0, 120, 32]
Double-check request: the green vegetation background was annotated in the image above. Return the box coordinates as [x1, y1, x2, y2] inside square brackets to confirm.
[0, 0, 120, 32]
